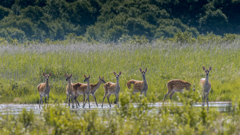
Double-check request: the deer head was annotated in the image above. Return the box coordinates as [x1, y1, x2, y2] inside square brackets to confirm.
[65, 74, 72, 81]
[43, 73, 51, 81]
[84, 75, 90, 82]
[99, 76, 106, 83]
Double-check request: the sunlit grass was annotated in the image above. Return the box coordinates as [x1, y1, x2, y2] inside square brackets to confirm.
[0, 41, 240, 103]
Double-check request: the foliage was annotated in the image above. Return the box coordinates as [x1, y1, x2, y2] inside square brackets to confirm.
[0, 90, 240, 134]
[0, 0, 240, 42]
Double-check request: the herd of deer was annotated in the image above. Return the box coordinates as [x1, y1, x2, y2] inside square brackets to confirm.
[37, 66, 212, 110]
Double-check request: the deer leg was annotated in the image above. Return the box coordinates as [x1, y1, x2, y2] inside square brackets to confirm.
[74, 96, 79, 108]
[163, 91, 171, 102]
[72, 97, 74, 108]
[47, 95, 49, 104]
[144, 91, 147, 97]
[102, 93, 107, 108]
[202, 93, 205, 107]
[107, 94, 111, 107]
[87, 93, 90, 108]
[68, 96, 71, 107]
[115, 93, 119, 107]
[206, 93, 209, 111]
[169, 92, 175, 100]
[39, 95, 42, 108]
[83, 94, 85, 108]
[92, 94, 98, 107]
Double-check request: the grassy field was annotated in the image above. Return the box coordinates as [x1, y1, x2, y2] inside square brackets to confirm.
[0, 41, 240, 104]
[1, 40, 240, 134]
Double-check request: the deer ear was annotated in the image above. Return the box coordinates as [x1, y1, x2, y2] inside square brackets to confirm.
[70, 74, 72, 77]
[99, 76, 101, 79]
[49, 73, 51, 76]
[89, 75, 90, 78]
[113, 72, 116, 75]
[209, 67, 212, 70]
[145, 68, 147, 72]
[140, 68, 142, 72]
[43, 73, 45, 76]
[202, 66, 205, 70]
[119, 72, 121, 75]
[84, 75, 86, 78]
[102, 76, 104, 79]
[65, 74, 67, 77]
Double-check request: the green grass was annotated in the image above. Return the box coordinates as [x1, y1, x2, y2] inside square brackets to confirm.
[0, 41, 240, 103]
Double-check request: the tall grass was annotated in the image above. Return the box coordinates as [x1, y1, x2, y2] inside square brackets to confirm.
[0, 41, 240, 103]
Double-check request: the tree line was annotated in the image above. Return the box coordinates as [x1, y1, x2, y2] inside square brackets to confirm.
[0, 0, 239, 43]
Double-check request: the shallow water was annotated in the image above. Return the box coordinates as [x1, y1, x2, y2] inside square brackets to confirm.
[0, 102, 232, 115]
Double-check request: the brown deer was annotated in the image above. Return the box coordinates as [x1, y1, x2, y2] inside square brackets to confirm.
[74, 75, 91, 108]
[127, 68, 148, 97]
[200, 66, 212, 111]
[74, 76, 106, 107]
[65, 74, 81, 108]
[163, 79, 195, 102]
[37, 73, 51, 108]
[102, 72, 121, 107]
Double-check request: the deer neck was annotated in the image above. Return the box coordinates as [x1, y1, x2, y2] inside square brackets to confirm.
[67, 79, 72, 87]
[45, 79, 49, 88]
[92, 81, 101, 93]
[86, 80, 90, 89]
[204, 73, 209, 86]
[116, 78, 120, 88]
[142, 75, 147, 85]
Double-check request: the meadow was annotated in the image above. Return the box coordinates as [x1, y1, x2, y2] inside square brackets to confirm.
[1, 37, 240, 134]
[0, 39, 240, 104]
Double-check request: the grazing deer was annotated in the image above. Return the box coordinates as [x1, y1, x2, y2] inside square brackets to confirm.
[200, 66, 212, 111]
[65, 74, 81, 108]
[37, 73, 51, 108]
[102, 72, 121, 107]
[163, 79, 195, 102]
[127, 68, 148, 97]
[74, 76, 106, 107]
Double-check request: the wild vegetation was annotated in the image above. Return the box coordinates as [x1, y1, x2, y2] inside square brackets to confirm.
[0, 32, 239, 134]
[0, 34, 239, 104]
[0, 89, 240, 134]
[0, 0, 240, 43]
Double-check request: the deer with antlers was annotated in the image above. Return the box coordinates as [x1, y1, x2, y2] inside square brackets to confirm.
[65, 74, 81, 108]
[37, 73, 51, 108]
[102, 72, 121, 107]
[127, 68, 148, 97]
[163, 79, 195, 102]
[200, 66, 212, 111]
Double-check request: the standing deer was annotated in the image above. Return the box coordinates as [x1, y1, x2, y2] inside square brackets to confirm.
[200, 66, 212, 111]
[65, 74, 81, 108]
[74, 76, 106, 107]
[37, 73, 51, 108]
[102, 72, 121, 107]
[163, 79, 195, 102]
[127, 68, 148, 97]
[75, 75, 91, 108]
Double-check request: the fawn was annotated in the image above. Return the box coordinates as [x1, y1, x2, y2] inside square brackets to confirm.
[74, 75, 91, 108]
[102, 72, 121, 107]
[37, 73, 51, 108]
[200, 66, 212, 111]
[127, 68, 148, 97]
[163, 79, 195, 102]
[75, 76, 106, 107]
[65, 74, 81, 108]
